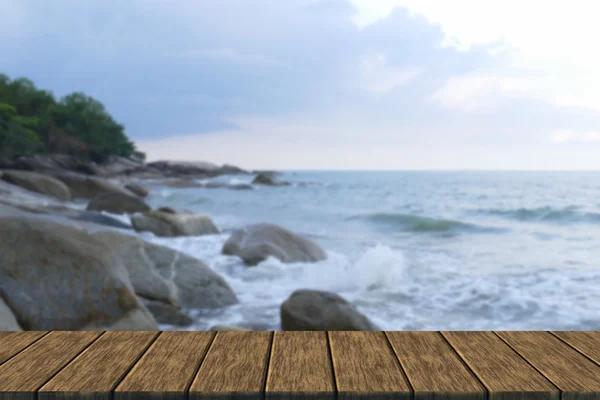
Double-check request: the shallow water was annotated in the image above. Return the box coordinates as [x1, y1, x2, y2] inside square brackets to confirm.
[137, 171, 600, 330]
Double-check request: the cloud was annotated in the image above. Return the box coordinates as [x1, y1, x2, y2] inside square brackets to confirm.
[550, 130, 600, 144]
[2, 0, 600, 169]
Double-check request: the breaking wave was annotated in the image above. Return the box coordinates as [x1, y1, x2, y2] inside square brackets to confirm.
[474, 206, 600, 224]
[350, 212, 499, 234]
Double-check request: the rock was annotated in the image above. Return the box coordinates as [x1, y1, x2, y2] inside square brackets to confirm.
[0, 154, 101, 175]
[157, 206, 177, 214]
[0, 297, 22, 330]
[280, 289, 379, 331]
[140, 298, 193, 327]
[219, 164, 248, 175]
[87, 192, 151, 215]
[131, 210, 219, 237]
[50, 171, 134, 199]
[1, 170, 72, 201]
[252, 172, 290, 186]
[147, 160, 221, 177]
[222, 223, 327, 266]
[209, 324, 250, 331]
[163, 178, 202, 188]
[124, 182, 149, 197]
[202, 182, 253, 190]
[0, 217, 158, 330]
[93, 230, 238, 309]
[72, 211, 133, 230]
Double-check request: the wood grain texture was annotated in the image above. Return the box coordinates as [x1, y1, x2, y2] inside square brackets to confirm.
[550, 331, 600, 365]
[386, 331, 486, 400]
[115, 331, 215, 400]
[496, 331, 600, 400]
[0, 331, 48, 365]
[442, 331, 559, 400]
[266, 331, 335, 400]
[0, 331, 101, 400]
[38, 331, 159, 400]
[329, 331, 411, 400]
[189, 331, 271, 400]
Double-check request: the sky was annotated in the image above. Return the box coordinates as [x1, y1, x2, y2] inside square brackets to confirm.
[1, 0, 600, 170]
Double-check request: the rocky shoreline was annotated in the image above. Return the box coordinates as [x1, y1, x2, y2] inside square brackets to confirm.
[0, 155, 378, 332]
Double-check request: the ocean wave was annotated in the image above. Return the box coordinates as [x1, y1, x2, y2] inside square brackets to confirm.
[474, 206, 600, 224]
[349, 212, 496, 234]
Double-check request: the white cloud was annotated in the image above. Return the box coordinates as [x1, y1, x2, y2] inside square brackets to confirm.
[177, 48, 287, 68]
[550, 130, 600, 144]
[350, 0, 600, 111]
[429, 73, 536, 111]
[359, 53, 420, 94]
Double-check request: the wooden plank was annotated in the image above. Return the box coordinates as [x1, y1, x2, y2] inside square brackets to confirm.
[189, 331, 271, 400]
[386, 331, 486, 400]
[266, 331, 335, 400]
[329, 331, 412, 400]
[38, 331, 159, 400]
[442, 331, 559, 400]
[550, 331, 600, 365]
[0, 331, 101, 400]
[115, 331, 215, 400]
[0, 331, 48, 365]
[496, 331, 600, 400]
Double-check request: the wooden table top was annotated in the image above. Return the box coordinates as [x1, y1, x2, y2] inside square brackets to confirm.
[0, 331, 599, 399]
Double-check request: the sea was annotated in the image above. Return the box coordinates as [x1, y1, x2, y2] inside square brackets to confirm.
[130, 171, 600, 331]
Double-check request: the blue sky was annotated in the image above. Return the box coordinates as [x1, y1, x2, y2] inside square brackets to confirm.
[2, 0, 600, 169]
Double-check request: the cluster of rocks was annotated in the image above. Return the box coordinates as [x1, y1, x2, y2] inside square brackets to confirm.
[0, 155, 377, 332]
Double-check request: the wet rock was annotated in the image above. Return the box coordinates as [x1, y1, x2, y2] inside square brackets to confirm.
[87, 192, 151, 215]
[131, 210, 219, 237]
[124, 182, 149, 197]
[0, 217, 158, 330]
[50, 171, 134, 199]
[222, 223, 327, 266]
[93, 230, 238, 309]
[1, 170, 72, 201]
[281, 289, 379, 331]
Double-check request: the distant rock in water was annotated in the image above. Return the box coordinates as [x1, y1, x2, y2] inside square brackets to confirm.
[222, 223, 327, 266]
[280, 289, 379, 331]
[147, 160, 248, 178]
[87, 192, 151, 215]
[0, 217, 158, 330]
[131, 210, 219, 237]
[0, 170, 72, 201]
[252, 172, 290, 186]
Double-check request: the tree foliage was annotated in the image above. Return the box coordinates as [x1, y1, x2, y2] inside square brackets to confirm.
[0, 73, 144, 161]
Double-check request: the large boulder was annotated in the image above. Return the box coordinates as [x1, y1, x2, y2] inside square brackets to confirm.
[222, 223, 327, 266]
[0, 217, 158, 330]
[0, 297, 22, 331]
[139, 297, 193, 327]
[0, 170, 72, 201]
[280, 289, 379, 331]
[131, 210, 219, 237]
[93, 231, 238, 309]
[87, 192, 151, 215]
[50, 171, 134, 199]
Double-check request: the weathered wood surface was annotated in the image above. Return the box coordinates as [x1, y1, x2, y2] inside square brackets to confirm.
[0, 331, 598, 400]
